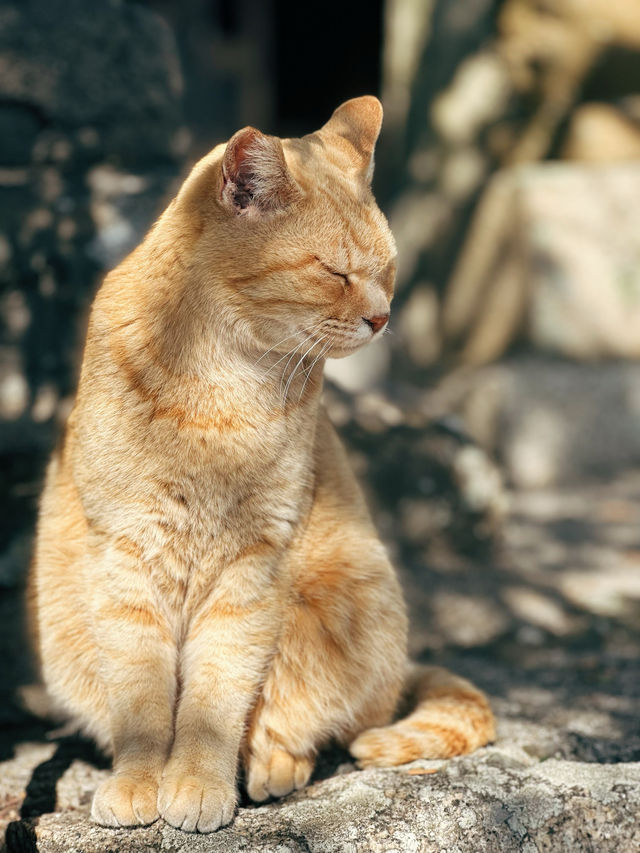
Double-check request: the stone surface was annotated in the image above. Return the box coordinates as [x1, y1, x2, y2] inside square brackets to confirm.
[524, 165, 640, 359]
[3, 753, 639, 852]
[442, 163, 640, 364]
[362, 357, 640, 490]
[445, 357, 640, 489]
[4, 362, 639, 851]
[383, 0, 640, 370]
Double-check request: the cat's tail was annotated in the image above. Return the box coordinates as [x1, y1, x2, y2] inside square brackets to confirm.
[349, 664, 495, 766]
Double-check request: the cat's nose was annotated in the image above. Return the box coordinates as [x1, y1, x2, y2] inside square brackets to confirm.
[363, 314, 389, 334]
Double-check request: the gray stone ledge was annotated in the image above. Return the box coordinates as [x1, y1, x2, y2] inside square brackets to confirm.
[3, 742, 639, 853]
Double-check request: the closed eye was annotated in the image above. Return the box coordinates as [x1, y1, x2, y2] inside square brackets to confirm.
[314, 256, 350, 286]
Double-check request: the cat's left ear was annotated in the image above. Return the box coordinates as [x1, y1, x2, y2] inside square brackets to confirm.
[221, 127, 300, 215]
[320, 96, 383, 183]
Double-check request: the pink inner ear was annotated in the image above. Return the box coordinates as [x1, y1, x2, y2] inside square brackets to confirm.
[223, 128, 264, 210]
[221, 128, 300, 214]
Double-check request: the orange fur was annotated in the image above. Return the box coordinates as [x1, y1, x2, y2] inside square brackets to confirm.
[28, 97, 495, 834]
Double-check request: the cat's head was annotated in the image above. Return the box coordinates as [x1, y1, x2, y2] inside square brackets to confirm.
[185, 96, 396, 362]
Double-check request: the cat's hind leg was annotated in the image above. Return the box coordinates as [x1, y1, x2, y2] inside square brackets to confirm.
[243, 532, 408, 802]
[243, 417, 408, 801]
[245, 581, 496, 800]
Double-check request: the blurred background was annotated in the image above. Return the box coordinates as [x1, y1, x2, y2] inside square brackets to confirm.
[1, 0, 640, 800]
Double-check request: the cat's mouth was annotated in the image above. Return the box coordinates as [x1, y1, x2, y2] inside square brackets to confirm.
[274, 315, 388, 365]
[322, 316, 388, 356]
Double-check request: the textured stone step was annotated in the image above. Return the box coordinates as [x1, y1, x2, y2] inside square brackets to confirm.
[3, 744, 639, 853]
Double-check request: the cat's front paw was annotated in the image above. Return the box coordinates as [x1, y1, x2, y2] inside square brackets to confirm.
[91, 772, 159, 827]
[246, 747, 314, 802]
[157, 773, 236, 833]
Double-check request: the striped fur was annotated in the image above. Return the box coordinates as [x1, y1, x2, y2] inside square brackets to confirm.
[28, 97, 494, 834]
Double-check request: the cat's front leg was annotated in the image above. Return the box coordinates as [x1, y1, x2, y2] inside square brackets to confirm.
[158, 558, 282, 833]
[88, 538, 177, 828]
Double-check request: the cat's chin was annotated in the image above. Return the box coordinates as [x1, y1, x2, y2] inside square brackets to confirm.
[325, 341, 371, 359]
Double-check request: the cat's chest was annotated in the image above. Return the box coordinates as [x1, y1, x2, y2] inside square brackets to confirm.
[142, 416, 313, 556]
[162, 449, 304, 528]
[75, 365, 317, 568]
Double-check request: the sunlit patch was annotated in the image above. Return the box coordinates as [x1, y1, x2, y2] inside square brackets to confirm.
[0, 370, 29, 420]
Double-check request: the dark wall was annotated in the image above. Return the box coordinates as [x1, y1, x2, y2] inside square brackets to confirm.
[0, 0, 187, 569]
[140, 0, 384, 150]
[273, 0, 384, 136]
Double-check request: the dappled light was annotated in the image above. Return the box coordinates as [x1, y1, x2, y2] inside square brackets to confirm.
[1, 0, 640, 850]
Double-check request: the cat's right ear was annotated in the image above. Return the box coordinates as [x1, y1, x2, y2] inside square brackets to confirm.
[320, 96, 383, 183]
[221, 128, 300, 216]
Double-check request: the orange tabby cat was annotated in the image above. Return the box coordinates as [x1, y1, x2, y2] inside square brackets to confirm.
[28, 97, 495, 833]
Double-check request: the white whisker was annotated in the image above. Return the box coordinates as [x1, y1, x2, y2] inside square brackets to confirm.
[298, 338, 331, 401]
[282, 335, 323, 405]
[301, 335, 328, 377]
[279, 333, 316, 395]
[269, 340, 307, 379]
[255, 321, 321, 367]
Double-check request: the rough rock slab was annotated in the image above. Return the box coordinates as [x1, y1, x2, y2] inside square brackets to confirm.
[3, 742, 639, 853]
[2, 672, 639, 853]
